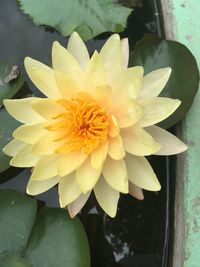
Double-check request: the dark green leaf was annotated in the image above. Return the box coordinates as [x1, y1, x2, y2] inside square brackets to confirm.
[130, 34, 199, 128]
[18, 0, 132, 40]
[0, 109, 21, 174]
[0, 189, 37, 254]
[0, 61, 25, 108]
[0, 252, 32, 267]
[25, 207, 90, 267]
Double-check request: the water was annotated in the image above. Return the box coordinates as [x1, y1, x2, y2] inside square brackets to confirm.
[0, 1, 175, 266]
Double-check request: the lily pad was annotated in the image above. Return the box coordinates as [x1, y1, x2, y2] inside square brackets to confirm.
[0, 61, 25, 107]
[18, 0, 132, 41]
[0, 189, 90, 267]
[129, 34, 199, 129]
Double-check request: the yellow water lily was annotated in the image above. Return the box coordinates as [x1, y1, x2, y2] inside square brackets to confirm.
[3, 32, 187, 218]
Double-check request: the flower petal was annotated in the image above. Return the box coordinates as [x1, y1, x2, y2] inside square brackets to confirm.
[10, 144, 39, 167]
[121, 38, 129, 69]
[140, 68, 172, 98]
[30, 154, 60, 180]
[126, 154, 161, 191]
[92, 85, 112, 111]
[102, 157, 128, 193]
[58, 152, 87, 177]
[129, 182, 144, 200]
[68, 192, 91, 218]
[108, 135, 125, 160]
[112, 100, 143, 128]
[94, 177, 119, 218]
[24, 57, 61, 98]
[3, 97, 44, 124]
[108, 115, 119, 137]
[13, 123, 47, 144]
[91, 142, 108, 170]
[27, 176, 59, 195]
[138, 97, 181, 127]
[121, 126, 161, 156]
[146, 125, 187, 155]
[76, 157, 102, 193]
[58, 172, 81, 207]
[52, 41, 83, 85]
[3, 139, 25, 157]
[67, 31, 90, 70]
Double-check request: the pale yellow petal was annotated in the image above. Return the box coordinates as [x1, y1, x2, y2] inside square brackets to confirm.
[31, 98, 66, 119]
[30, 154, 60, 180]
[108, 115, 119, 137]
[58, 152, 87, 177]
[67, 31, 90, 70]
[129, 182, 144, 200]
[76, 157, 102, 193]
[91, 142, 108, 170]
[59, 172, 81, 207]
[68, 192, 91, 218]
[112, 100, 143, 128]
[3, 98, 44, 124]
[52, 41, 83, 85]
[27, 176, 59, 195]
[94, 177, 119, 218]
[138, 97, 181, 127]
[146, 125, 187, 155]
[92, 85, 112, 111]
[108, 135, 125, 160]
[121, 126, 161, 156]
[121, 38, 129, 69]
[140, 68, 172, 98]
[13, 123, 47, 144]
[84, 51, 106, 91]
[3, 139, 25, 157]
[10, 144, 39, 167]
[102, 157, 128, 193]
[126, 154, 161, 191]
[24, 57, 61, 98]
[100, 34, 121, 81]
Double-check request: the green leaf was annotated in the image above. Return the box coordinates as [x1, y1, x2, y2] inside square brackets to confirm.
[130, 34, 199, 128]
[0, 190, 90, 267]
[0, 61, 25, 108]
[0, 109, 21, 174]
[18, 0, 132, 41]
[0, 189, 37, 254]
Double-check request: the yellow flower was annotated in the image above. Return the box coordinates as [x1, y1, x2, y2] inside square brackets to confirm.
[3, 32, 187, 218]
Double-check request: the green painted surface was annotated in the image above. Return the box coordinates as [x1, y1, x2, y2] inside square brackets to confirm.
[172, 1, 200, 266]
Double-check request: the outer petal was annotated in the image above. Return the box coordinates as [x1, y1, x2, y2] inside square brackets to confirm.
[30, 154, 60, 180]
[146, 125, 187, 155]
[94, 177, 119, 218]
[126, 154, 161, 191]
[102, 157, 128, 193]
[129, 182, 144, 200]
[3, 98, 44, 124]
[3, 139, 25, 157]
[59, 172, 81, 207]
[121, 126, 161, 156]
[108, 135, 125, 160]
[140, 68, 172, 98]
[10, 144, 39, 167]
[67, 31, 90, 70]
[68, 192, 91, 218]
[76, 157, 102, 193]
[58, 152, 87, 177]
[91, 142, 108, 170]
[52, 41, 83, 85]
[24, 57, 61, 98]
[27, 176, 59, 195]
[138, 97, 181, 127]
[121, 38, 129, 70]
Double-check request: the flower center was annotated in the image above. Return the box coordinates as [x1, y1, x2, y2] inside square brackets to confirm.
[48, 92, 109, 154]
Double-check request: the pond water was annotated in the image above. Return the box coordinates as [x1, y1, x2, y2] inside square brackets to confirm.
[0, 1, 175, 266]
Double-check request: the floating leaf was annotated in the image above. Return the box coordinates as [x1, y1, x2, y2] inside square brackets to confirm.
[129, 34, 199, 128]
[18, 0, 132, 40]
[0, 61, 25, 108]
[0, 189, 90, 267]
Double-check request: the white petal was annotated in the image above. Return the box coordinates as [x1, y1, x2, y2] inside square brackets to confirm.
[108, 135, 125, 160]
[27, 176, 59, 195]
[129, 182, 144, 200]
[121, 38, 129, 69]
[68, 192, 91, 218]
[3, 139, 25, 157]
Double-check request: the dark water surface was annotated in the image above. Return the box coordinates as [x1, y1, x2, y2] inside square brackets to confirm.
[0, 1, 175, 266]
